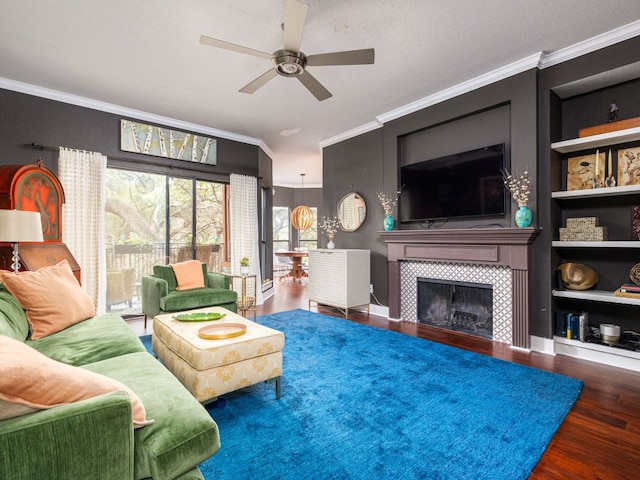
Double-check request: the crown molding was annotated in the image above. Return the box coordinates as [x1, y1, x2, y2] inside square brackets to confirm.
[318, 120, 383, 148]
[318, 53, 542, 149]
[540, 19, 640, 68]
[376, 53, 543, 124]
[259, 141, 277, 161]
[0, 77, 262, 146]
[322, 20, 640, 149]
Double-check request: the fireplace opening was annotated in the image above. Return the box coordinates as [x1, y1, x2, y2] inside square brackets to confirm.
[417, 278, 493, 339]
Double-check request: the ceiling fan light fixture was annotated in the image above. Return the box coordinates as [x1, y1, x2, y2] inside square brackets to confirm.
[274, 50, 306, 77]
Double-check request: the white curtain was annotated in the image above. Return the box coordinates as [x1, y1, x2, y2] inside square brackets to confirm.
[58, 147, 107, 313]
[230, 173, 263, 305]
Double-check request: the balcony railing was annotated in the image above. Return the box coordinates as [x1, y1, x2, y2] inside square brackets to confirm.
[107, 243, 225, 281]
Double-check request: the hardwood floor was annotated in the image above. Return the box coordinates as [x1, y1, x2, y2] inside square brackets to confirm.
[127, 281, 640, 479]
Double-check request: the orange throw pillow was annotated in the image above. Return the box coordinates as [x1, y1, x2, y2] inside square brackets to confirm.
[171, 260, 205, 290]
[0, 335, 153, 428]
[0, 259, 96, 340]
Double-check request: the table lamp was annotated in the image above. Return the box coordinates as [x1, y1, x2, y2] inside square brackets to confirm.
[0, 209, 44, 273]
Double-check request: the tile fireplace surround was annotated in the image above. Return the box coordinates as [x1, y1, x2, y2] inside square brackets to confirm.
[380, 228, 540, 349]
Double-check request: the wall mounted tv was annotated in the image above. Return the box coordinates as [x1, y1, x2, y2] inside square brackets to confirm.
[399, 143, 507, 224]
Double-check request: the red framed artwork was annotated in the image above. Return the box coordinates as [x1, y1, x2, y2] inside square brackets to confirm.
[15, 171, 60, 240]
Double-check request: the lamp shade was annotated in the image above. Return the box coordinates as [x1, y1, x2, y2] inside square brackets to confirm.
[291, 205, 314, 230]
[0, 210, 44, 242]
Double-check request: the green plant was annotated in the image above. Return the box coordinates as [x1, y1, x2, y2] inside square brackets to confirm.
[240, 256, 250, 267]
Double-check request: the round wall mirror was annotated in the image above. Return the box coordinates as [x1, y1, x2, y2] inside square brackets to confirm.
[337, 192, 366, 232]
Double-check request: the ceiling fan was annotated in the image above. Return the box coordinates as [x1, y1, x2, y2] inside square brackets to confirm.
[199, 0, 374, 101]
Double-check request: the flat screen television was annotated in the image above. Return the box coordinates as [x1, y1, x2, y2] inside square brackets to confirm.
[399, 143, 506, 223]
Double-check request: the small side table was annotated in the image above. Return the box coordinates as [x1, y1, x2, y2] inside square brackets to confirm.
[231, 274, 257, 320]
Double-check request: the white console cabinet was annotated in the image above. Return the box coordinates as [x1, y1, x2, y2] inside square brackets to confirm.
[308, 249, 370, 318]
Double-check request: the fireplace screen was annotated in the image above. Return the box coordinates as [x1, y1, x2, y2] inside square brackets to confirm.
[417, 278, 493, 339]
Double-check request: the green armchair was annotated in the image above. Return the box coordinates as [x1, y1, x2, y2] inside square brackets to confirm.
[141, 263, 237, 327]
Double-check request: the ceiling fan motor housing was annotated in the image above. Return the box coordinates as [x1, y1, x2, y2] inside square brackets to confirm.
[274, 50, 306, 77]
[199, 0, 373, 100]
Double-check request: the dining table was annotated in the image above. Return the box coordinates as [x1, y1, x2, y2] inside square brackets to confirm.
[274, 250, 309, 282]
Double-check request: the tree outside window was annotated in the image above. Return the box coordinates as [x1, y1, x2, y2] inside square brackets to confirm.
[272, 206, 290, 251]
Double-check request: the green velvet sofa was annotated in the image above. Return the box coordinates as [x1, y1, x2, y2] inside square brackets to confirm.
[141, 263, 237, 327]
[0, 287, 220, 480]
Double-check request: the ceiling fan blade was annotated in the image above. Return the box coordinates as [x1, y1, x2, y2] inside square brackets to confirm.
[199, 35, 272, 60]
[283, 0, 308, 52]
[306, 48, 375, 66]
[297, 70, 332, 101]
[239, 68, 278, 94]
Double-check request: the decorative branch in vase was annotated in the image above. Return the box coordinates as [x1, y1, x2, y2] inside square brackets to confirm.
[501, 168, 532, 228]
[377, 192, 397, 231]
[318, 216, 339, 249]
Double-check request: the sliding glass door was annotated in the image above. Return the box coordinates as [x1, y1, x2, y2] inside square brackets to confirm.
[105, 168, 226, 315]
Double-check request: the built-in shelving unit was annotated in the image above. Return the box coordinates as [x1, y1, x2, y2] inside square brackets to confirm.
[551, 125, 640, 371]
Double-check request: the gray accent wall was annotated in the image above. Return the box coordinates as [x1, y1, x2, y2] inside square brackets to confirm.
[323, 129, 385, 301]
[324, 36, 640, 338]
[0, 89, 264, 180]
[0, 87, 275, 276]
[323, 70, 537, 312]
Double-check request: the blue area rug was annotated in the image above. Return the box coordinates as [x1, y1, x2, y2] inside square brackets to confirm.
[140, 309, 582, 480]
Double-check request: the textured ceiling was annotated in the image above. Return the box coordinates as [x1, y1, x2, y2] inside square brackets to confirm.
[1, 1, 640, 186]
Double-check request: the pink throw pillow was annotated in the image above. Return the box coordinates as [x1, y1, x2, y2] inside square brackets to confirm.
[0, 259, 96, 340]
[171, 260, 205, 290]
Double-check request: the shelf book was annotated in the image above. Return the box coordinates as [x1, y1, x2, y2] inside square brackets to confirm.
[614, 285, 640, 299]
[555, 311, 589, 341]
[618, 283, 640, 293]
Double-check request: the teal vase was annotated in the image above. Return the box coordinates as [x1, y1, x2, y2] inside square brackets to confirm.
[383, 215, 395, 231]
[515, 205, 532, 228]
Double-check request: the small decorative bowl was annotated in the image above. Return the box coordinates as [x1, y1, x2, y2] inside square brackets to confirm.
[557, 263, 598, 290]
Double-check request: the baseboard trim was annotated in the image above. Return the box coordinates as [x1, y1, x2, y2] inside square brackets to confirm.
[530, 335, 556, 355]
[370, 303, 391, 319]
[530, 334, 640, 372]
[553, 335, 640, 372]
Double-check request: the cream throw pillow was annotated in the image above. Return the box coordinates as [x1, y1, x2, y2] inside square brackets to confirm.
[0, 335, 153, 428]
[171, 260, 205, 290]
[0, 259, 96, 340]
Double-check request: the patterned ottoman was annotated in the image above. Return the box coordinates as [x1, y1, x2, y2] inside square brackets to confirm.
[152, 307, 284, 404]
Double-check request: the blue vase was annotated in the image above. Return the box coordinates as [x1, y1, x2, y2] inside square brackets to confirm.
[383, 215, 395, 231]
[515, 205, 532, 228]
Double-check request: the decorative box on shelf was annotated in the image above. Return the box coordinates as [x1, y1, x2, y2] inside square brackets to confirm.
[559, 216, 607, 241]
[566, 217, 598, 229]
[579, 116, 640, 138]
[559, 228, 608, 241]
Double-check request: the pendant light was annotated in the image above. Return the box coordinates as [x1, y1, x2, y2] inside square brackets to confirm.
[291, 173, 313, 230]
